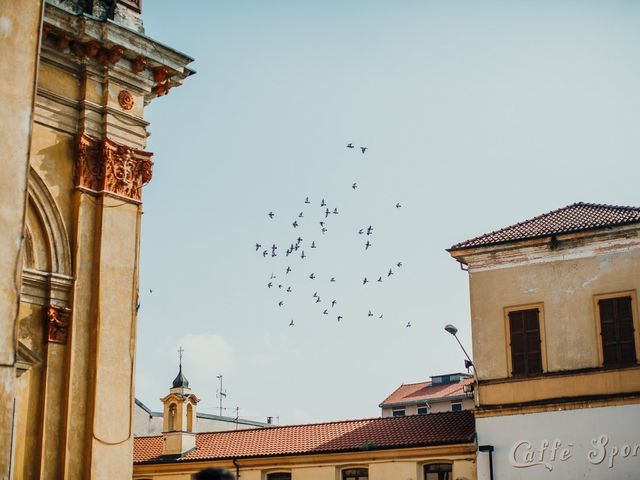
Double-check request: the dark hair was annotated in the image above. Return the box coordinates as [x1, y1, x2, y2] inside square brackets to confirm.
[194, 468, 234, 480]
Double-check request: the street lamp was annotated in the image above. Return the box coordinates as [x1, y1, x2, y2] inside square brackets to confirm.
[444, 324, 473, 371]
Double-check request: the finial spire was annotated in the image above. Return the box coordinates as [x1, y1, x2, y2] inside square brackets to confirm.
[172, 346, 189, 388]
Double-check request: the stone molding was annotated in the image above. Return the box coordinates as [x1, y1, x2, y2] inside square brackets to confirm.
[76, 132, 153, 203]
[45, 304, 72, 344]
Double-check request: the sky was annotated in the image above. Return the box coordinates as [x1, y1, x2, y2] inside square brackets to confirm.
[134, 1, 640, 425]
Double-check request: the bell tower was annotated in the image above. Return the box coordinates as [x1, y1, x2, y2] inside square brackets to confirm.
[160, 347, 200, 456]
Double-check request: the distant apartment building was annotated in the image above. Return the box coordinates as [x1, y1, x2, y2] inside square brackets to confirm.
[449, 202, 640, 480]
[380, 373, 474, 417]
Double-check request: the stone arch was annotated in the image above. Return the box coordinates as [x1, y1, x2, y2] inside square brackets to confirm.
[26, 167, 72, 276]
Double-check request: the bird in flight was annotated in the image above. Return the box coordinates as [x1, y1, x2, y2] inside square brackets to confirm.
[313, 292, 318, 298]
[367, 225, 373, 235]
[315, 297, 321, 303]
[321, 199, 326, 207]
[298, 212, 304, 218]
[352, 183, 357, 190]
[363, 277, 368, 285]
[268, 212, 274, 219]
[358, 228, 364, 235]
[286, 266, 291, 274]
[365, 240, 371, 250]
[278, 284, 283, 289]
[388, 269, 393, 276]
[319, 221, 325, 227]
[395, 203, 402, 208]
[331, 300, 337, 307]
[377, 276, 382, 282]
[296, 236, 303, 244]
[305, 197, 311, 204]
[330, 277, 336, 282]
[360, 146, 367, 154]
[406, 322, 412, 328]
[311, 241, 316, 248]
[325, 208, 330, 218]
[289, 319, 294, 326]
[321, 227, 327, 234]
[286, 286, 292, 292]
[368, 310, 373, 317]
[301, 251, 306, 259]
[270, 273, 276, 279]
[292, 221, 299, 228]
[397, 261, 402, 267]
[333, 207, 339, 214]
[267, 282, 272, 288]
[379, 314, 384, 319]
[337, 315, 343, 321]
[262, 250, 268, 257]
[255, 243, 261, 251]
[322, 309, 328, 315]
[346, 143, 354, 149]
[309, 273, 316, 280]
[278, 301, 284, 306]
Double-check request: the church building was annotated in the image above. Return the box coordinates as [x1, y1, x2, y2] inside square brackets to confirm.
[0, 1, 193, 477]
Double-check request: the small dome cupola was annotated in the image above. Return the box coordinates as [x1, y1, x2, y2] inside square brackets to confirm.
[172, 365, 189, 388]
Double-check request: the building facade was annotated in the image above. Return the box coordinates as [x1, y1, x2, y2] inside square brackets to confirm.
[134, 367, 269, 437]
[449, 202, 640, 480]
[380, 373, 474, 417]
[133, 411, 477, 480]
[0, 1, 193, 477]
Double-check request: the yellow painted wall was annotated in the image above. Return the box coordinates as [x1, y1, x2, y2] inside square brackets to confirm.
[133, 445, 477, 480]
[468, 248, 640, 382]
[0, 0, 44, 476]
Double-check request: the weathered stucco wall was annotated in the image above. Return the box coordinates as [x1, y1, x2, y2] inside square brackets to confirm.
[469, 246, 640, 382]
[133, 446, 477, 480]
[0, 1, 44, 477]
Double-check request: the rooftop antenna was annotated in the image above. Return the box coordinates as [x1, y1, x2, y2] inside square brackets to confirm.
[216, 374, 227, 416]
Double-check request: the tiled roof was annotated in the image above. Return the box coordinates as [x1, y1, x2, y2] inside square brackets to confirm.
[133, 411, 475, 464]
[380, 377, 473, 406]
[449, 202, 640, 251]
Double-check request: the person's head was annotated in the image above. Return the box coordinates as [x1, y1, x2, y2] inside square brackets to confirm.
[194, 468, 234, 480]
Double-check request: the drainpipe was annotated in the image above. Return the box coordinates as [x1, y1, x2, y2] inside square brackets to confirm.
[232, 458, 240, 478]
[478, 445, 494, 480]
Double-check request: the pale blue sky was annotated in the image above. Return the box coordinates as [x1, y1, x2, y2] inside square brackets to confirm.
[135, 1, 640, 424]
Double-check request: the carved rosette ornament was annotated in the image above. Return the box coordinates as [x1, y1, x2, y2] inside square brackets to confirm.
[75, 133, 153, 203]
[46, 305, 71, 344]
[118, 90, 134, 110]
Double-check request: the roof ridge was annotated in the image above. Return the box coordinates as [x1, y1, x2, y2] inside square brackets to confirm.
[449, 201, 640, 251]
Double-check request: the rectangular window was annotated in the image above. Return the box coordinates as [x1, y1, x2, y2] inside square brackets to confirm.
[392, 408, 405, 417]
[450, 402, 462, 412]
[417, 405, 429, 415]
[424, 463, 452, 480]
[342, 468, 368, 480]
[267, 474, 291, 480]
[598, 295, 637, 366]
[508, 307, 543, 376]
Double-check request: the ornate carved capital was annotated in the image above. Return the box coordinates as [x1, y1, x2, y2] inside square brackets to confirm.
[75, 133, 153, 203]
[46, 305, 71, 344]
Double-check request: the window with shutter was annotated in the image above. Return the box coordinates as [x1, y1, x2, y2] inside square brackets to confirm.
[598, 296, 637, 366]
[508, 308, 543, 376]
[342, 468, 368, 480]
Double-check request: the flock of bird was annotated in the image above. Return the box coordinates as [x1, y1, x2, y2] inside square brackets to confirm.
[254, 143, 412, 328]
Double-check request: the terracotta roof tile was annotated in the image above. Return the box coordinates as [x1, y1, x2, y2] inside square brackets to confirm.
[380, 378, 473, 406]
[449, 202, 640, 251]
[133, 411, 475, 464]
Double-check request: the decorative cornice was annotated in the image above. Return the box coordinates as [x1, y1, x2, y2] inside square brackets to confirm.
[75, 132, 153, 203]
[46, 305, 72, 344]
